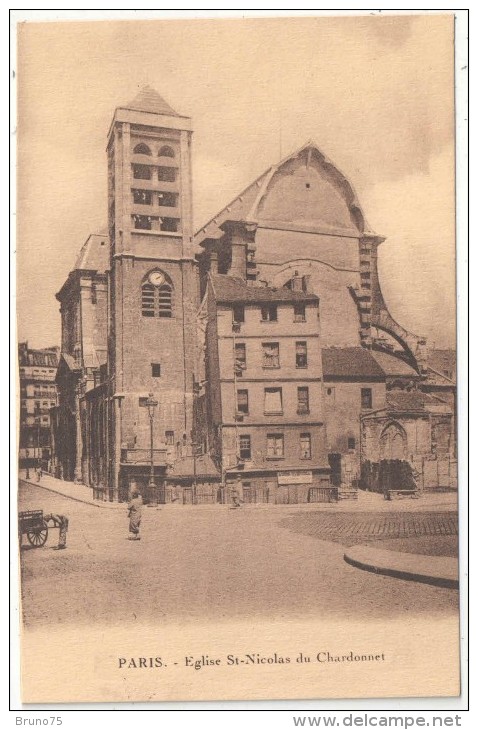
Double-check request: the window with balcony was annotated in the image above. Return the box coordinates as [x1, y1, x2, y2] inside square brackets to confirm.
[261, 304, 278, 322]
[361, 388, 373, 409]
[267, 433, 284, 458]
[133, 189, 153, 205]
[158, 191, 177, 207]
[158, 167, 177, 182]
[262, 342, 280, 368]
[297, 386, 310, 414]
[296, 341, 308, 368]
[239, 435, 251, 461]
[159, 145, 175, 158]
[236, 389, 249, 414]
[264, 388, 283, 415]
[133, 164, 152, 180]
[300, 433, 312, 459]
[133, 143, 152, 155]
[160, 217, 179, 232]
[234, 343, 246, 376]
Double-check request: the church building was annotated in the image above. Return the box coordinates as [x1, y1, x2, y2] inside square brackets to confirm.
[51, 87, 456, 501]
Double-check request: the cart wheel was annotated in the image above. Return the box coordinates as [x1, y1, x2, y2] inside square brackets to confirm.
[26, 521, 48, 547]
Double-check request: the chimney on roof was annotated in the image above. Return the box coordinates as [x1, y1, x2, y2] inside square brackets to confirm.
[230, 241, 247, 280]
[221, 221, 255, 281]
[209, 252, 218, 275]
[291, 270, 304, 292]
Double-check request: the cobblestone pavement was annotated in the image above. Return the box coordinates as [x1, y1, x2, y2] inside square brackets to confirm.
[280, 511, 459, 547]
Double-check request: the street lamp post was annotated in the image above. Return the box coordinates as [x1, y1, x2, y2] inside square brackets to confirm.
[145, 393, 159, 505]
[37, 422, 41, 473]
[191, 438, 198, 505]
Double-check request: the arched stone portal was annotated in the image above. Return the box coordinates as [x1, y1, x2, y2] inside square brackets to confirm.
[379, 422, 407, 460]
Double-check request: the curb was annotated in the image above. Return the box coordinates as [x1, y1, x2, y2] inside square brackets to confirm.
[344, 545, 459, 590]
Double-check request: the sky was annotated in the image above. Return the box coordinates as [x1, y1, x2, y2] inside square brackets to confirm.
[15, 12, 457, 350]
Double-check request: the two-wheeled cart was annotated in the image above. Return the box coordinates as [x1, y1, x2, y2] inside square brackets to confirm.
[18, 510, 49, 548]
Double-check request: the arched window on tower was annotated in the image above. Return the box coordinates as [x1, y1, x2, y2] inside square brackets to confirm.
[133, 143, 152, 156]
[159, 145, 175, 158]
[141, 284, 156, 317]
[141, 272, 173, 318]
[157, 283, 173, 317]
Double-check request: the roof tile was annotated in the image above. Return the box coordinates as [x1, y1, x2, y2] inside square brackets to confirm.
[386, 390, 450, 412]
[74, 233, 109, 274]
[322, 347, 386, 379]
[122, 86, 179, 117]
[211, 275, 318, 304]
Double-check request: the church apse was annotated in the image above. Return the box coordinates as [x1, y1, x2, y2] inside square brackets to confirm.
[196, 140, 427, 366]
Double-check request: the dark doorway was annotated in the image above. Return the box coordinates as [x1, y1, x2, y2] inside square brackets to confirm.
[328, 453, 342, 486]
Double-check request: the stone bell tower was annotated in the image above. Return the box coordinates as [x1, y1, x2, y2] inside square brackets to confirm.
[106, 86, 198, 498]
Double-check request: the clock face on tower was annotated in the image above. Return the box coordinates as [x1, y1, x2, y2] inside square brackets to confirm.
[148, 271, 165, 287]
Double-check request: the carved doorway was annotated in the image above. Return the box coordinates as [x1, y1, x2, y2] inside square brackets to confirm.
[379, 422, 407, 460]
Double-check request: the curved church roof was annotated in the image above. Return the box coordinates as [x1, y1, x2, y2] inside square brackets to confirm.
[195, 140, 375, 246]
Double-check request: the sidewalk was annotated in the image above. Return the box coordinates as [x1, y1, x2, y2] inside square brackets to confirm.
[344, 544, 459, 589]
[18, 470, 123, 509]
[18, 470, 458, 513]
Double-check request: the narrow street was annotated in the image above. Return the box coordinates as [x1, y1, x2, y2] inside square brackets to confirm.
[18, 481, 459, 629]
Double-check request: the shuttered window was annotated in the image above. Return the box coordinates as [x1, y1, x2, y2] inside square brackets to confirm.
[157, 284, 173, 317]
[141, 282, 173, 318]
[141, 284, 155, 317]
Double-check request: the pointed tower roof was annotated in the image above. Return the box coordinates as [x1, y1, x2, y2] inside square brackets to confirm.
[122, 86, 180, 117]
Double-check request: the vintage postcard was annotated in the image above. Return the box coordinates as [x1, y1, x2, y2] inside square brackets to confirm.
[14, 12, 462, 705]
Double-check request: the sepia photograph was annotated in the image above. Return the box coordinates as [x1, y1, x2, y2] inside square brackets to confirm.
[13, 11, 464, 706]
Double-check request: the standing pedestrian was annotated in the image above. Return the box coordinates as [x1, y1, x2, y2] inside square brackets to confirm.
[231, 485, 242, 509]
[127, 489, 143, 540]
